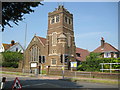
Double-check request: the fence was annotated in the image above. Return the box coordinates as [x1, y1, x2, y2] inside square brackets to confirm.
[1, 67, 119, 79]
[48, 69, 119, 79]
[100, 63, 120, 73]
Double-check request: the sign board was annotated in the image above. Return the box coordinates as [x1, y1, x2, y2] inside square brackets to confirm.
[71, 62, 77, 67]
[31, 63, 37, 67]
[62, 66, 64, 70]
[12, 77, 22, 89]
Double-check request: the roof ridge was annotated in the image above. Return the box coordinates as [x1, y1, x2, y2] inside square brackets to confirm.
[105, 42, 119, 52]
[36, 36, 46, 47]
[36, 36, 46, 39]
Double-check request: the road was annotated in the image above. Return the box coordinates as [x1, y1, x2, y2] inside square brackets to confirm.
[1, 74, 118, 90]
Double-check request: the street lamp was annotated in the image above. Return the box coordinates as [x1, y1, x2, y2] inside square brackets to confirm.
[22, 21, 27, 73]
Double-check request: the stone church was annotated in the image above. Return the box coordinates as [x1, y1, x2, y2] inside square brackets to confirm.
[24, 5, 76, 72]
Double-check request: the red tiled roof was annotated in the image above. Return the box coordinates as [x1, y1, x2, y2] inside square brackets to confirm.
[2, 43, 11, 50]
[36, 36, 46, 46]
[2, 43, 17, 50]
[93, 43, 119, 53]
[76, 47, 90, 62]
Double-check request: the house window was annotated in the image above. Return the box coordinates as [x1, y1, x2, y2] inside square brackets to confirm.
[51, 59, 57, 65]
[56, 15, 60, 22]
[114, 54, 117, 58]
[16, 48, 18, 52]
[104, 52, 111, 58]
[76, 53, 80, 57]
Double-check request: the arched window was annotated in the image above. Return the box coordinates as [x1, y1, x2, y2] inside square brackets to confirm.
[52, 32, 57, 46]
[67, 33, 71, 47]
[56, 15, 60, 22]
[51, 17, 55, 24]
[30, 45, 40, 62]
[65, 16, 67, 23]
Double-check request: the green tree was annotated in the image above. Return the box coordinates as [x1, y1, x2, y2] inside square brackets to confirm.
[2, 51, 23, 68]
[2, 2, 43, 31]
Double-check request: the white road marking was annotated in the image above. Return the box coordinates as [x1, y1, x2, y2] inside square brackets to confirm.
[22, 83, 46, 87]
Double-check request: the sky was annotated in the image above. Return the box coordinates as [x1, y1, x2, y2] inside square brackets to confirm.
[2, 2, 118, 51]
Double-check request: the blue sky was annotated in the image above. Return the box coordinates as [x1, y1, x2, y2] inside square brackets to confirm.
[2, 2, 118, 51]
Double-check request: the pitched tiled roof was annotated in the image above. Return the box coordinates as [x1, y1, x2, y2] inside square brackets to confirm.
[2, 43, 11, 50]
[76, 47, 90, 61]
[93, 43, 119, 53]
[36, 36, 46, 46]
[2, 43, 17, 50]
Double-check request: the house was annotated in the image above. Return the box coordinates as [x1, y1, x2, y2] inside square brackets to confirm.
[93, 37, 120, 58]
[76, 47, 90, 65]
[24, 5, 76, 72]
[0, 40, 24, 53]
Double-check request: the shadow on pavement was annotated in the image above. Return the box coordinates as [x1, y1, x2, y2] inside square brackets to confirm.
[3, 79, 83, 90]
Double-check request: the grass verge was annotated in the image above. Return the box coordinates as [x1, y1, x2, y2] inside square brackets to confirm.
[66, 78, 118, 85]
[0, 71, 30, 76]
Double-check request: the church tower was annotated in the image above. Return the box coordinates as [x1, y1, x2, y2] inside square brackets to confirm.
[46, 5, 76, 69]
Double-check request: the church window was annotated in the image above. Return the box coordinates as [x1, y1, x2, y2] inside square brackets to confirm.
[56, 15, 60, 22]
[51, 59, 57, 65]
[30, 45, 40, 62]
[69, 18, 71, 24]
[51, 17, 55, 24]
[52, 32, 57, 46]
[67, 34, 71, 47]
[52, 49, 57, 54]
[65, 16, 67, 23]
[39, 56, 46, 63]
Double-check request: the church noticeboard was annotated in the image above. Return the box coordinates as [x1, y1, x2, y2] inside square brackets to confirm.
[30, 63, 37, 67]
[71, 62, 77, 68]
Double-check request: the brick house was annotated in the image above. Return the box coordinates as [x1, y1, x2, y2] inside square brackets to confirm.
[76, 47, 90, 61]
[93, 37, 120, 58]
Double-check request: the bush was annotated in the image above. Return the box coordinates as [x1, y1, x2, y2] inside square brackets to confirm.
[77, 52, 120, 72]
[2, 51, 23, 68]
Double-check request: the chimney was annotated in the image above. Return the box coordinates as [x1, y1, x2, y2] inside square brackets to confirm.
[11, 40, 15, 46]
[101, 37, 105, 49]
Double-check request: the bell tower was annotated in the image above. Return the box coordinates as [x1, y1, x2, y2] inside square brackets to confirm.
[46, 5, 76, 69]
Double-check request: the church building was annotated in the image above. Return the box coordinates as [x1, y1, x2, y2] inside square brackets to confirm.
[24, 5, 76, 72]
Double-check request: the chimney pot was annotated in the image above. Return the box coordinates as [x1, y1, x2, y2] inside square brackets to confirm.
[11, 40, 15, 46]
[101, 37, 105, 49]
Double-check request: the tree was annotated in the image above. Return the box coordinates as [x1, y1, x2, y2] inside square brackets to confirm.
[2, 2, 43, 31]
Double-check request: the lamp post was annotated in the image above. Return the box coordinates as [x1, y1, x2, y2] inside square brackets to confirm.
[22, 21, 27, 73]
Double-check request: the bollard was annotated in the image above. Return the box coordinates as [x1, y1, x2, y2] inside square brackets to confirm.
[1, 77, 6, 90]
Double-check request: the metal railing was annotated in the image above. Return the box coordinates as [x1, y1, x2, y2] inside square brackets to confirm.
[100, 63, 120, 73]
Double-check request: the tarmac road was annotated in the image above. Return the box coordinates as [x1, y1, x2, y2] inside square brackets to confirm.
[1, 74, 119, 89]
